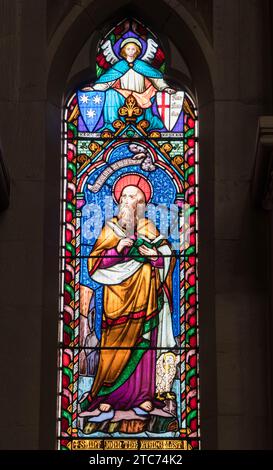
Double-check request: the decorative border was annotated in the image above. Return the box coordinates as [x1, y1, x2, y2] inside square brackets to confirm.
[57, 92, 199, 450]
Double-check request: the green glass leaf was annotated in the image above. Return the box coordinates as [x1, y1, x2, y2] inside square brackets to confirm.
[64, 324, 74, 341]
[65, 242, 75, 257]
[159, 63, 166, 73]
[185, 246, 195, 256]
[68, 122, 77, 136]
[185, 166, 194, 179]
[62, 408, 72, 425]
[185, 286, 195, 301]
[186, 409, 197, 427]
[186, 326, 196, 343]
[63, 367, 73, 385]
[67, 201, 75, 214]
[186, 367, 196, 385]
[96, 63, 103, 78]
[67, 162, 76, 176]
[185, 128, 194, 138]
[65, 283, 75, 299]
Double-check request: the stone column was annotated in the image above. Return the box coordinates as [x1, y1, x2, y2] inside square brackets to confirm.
[252, 116, 273, 448]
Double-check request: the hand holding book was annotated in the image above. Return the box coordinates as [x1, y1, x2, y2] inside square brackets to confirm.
[128, 237, 162, 263]
[138, 244, 158, 261]
[116, 237, 134, 254]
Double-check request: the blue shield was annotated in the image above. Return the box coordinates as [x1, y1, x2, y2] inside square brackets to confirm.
[77, 91, 105, 132]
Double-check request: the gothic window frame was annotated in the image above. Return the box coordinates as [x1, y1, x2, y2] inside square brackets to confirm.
[57, 17, 200, 451]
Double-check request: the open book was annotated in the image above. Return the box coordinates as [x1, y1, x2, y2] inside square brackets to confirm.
[128, 235, 164, 263]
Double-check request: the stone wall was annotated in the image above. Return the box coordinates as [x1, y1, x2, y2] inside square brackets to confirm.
[213, 0, 272, 449]
[0, 0, 47, 449]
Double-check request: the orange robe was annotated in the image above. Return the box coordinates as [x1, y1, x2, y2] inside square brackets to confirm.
[85, 217, 173, 401]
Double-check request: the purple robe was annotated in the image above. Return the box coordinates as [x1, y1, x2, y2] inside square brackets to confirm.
[87, 239, 164, 411]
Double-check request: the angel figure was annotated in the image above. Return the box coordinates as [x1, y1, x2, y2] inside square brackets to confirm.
[84, 37, 175, 131]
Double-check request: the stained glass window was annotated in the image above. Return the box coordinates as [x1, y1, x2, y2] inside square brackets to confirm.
[58, 19, 199, 451]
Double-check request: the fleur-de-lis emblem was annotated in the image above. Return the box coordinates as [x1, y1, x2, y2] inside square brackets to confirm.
[118, 94, 143, 122]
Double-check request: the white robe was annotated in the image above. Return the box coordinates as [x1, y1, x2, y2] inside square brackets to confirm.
[93, 68, 168, 93]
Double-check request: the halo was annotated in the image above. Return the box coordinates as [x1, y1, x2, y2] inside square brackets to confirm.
[113, 173, 153, 204]
[120, 37, 142, 50]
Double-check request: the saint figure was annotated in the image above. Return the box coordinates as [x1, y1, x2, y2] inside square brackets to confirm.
[79, 175, 176, 414]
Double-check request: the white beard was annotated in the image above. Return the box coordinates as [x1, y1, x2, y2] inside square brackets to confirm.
[118, 205, 136, 234]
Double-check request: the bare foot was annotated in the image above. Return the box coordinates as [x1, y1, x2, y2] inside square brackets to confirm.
[99, 403, 112, 412]
[139, 400, 154, 412]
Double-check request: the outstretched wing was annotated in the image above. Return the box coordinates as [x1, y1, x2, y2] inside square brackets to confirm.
[101, 40, 119, 65]
[141, 38, 158, 63]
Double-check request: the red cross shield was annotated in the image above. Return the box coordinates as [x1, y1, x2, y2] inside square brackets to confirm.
[156, 91, 184, 131]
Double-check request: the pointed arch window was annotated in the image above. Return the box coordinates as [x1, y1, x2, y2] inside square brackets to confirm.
[58, 18, 199, 451]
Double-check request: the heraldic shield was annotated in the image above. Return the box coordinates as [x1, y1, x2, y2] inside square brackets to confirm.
[77, 91, 105, 132]
[156, 91, 185, 131]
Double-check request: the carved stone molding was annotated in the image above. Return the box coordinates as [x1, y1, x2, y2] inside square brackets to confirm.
[252, 116, 273, 211]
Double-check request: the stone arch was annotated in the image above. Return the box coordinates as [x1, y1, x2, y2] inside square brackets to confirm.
[42, 0, 216, 449]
